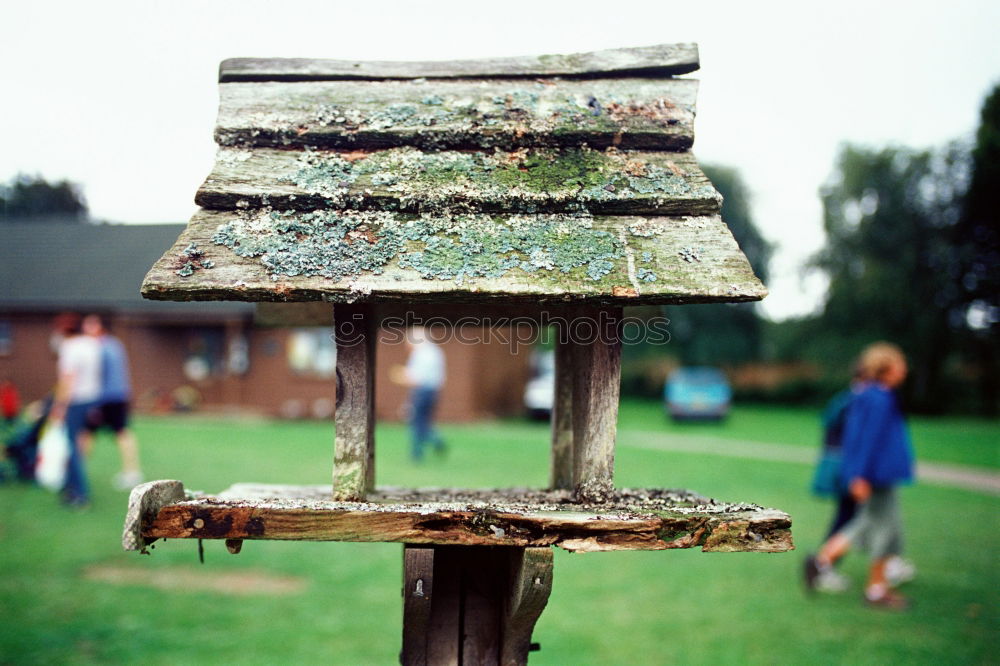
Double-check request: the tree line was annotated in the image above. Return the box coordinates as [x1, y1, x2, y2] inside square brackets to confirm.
[654, 84, 997, 415]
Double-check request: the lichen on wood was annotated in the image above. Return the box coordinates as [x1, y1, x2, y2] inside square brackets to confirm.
[133, 484, 793, 553]
[142, 209, 767, 304]
[198, 147, 720, 216]
[215, 78, 697, 151]
[210, 208, 626, 285]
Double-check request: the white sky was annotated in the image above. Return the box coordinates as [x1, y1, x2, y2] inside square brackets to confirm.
[2, 0, 997, 319]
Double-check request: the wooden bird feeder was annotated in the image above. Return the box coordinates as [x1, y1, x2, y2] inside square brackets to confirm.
[124, 43, 792, 664]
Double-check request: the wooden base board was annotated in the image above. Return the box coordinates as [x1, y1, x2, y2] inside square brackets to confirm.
[124, 482, 793, 554]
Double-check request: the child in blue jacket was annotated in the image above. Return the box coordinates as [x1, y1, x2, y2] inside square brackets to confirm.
[806, 342, 915, 609]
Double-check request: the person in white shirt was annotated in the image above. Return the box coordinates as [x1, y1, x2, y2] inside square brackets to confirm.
[49, 313, 101, 507]
[398, 327, 446, 461]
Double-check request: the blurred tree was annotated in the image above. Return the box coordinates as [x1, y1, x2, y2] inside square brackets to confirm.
[0, 173, 87, 222]
[811, 142, 971, 413]
[953, 84, 1000, 414]
[663, 165, 773, 365]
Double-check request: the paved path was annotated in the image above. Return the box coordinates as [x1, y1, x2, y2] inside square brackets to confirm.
[617, 431, 1000, 496]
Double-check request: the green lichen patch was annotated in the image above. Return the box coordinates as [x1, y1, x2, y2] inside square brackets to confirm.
[283, 147, 713, 214]
[210, 209, 627, 285]
[173, 243, 215, 277]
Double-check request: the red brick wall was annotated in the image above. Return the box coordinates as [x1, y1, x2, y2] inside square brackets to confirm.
[0, 313, 534, 422]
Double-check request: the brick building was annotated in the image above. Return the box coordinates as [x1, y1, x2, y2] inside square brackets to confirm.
[0, 222, 532, 421]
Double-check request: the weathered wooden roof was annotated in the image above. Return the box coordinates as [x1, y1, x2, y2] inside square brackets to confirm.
[143, 44, 766, 305]
[219, 43, 700, 81]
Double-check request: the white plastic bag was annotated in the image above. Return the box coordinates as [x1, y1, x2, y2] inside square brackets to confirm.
[35, 421, 71, 491]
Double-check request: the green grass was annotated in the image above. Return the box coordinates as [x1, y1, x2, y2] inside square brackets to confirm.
[618, 400, 1000, 470]
[0, 403, 996, 664]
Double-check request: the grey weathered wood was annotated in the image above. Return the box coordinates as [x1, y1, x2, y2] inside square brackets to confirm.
[402, 546, 435, 666]
[571, 307, 622, 503]
[220, 43, 698, 82]
[256, 303, 593, 327]
[255, 302, 337, 327]
[332, 304, 376, 501]
[215, 78, 697, 151]
[122, 480, 185, 551]
[426, 547, 461, 665]
[137, 484, 794, 553]
[402, 546, 553, 666]
[550, 336, 574, 491]
[462, 548, 503, 664]
[197, 148, 720, 216]
[141, 210, 767, 305]
[501, 548, 553, 666]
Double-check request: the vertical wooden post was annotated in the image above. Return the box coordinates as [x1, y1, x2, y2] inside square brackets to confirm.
[401, 545, 553, 666]
[570, 306, 622, 503]
[402, 547, 435, 665]
[549, 334, 575, 491]
[332, 303, 376, 501]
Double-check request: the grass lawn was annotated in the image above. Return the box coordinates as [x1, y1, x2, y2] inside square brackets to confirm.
[619, 401, 1000, 470]
[0, 402, 996, 664]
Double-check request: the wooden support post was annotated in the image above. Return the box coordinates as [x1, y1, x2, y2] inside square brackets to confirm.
[403, 547, 435, 665]
[501, 548, 554, 665]
[332, 303, 376, 501]
[570, 306, 622, 503]
[401, 545, 553, 666]
[549, 335, 574, 491]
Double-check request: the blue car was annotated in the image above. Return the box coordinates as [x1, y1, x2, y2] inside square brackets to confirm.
[664, 367, 731, 421]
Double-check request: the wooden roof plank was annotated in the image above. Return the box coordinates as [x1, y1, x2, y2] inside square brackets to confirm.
[140, 209, 766, 305]
[197, 148, 721, 216]
[137, 484, 792, 553]
[216, 78, 697, 151]
[219, 43, 699, 82]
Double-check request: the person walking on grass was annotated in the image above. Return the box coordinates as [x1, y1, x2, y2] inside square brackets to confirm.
[80, 315, 143, 490]
[809, 365, 916, 593]
[391, 327, 446, 462]
[50, 313, 102, 508]
[805, 342, 915, 609]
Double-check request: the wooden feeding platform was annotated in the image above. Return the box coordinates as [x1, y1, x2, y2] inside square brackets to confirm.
[126, 42, 791, 665]
[125, 483, 792, 553]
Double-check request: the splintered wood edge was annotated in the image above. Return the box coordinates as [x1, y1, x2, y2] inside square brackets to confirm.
[220, 43, 699, 82]
[122, 480, 185, 551]
[133, 484, 793, 553]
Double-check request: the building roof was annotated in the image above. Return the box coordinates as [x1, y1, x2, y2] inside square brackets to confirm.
[0, 222, 253, 317]
[143, 44, 766, 306]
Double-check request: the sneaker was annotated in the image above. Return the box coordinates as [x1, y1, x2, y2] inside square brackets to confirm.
[113, 470, 144, 491]
[865, 588, 910, 611]
[885, 556, 916, 585]
[815, 567, 850, 593]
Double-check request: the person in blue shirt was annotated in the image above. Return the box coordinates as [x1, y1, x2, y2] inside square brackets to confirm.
[81, 315, 143, 490]
[805, 342, 915, 609]
[391, 327, 446, 462]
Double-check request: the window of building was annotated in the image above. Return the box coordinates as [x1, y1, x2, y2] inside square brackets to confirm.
[0, 321, 11, 356]
[287, 328, 336, 378]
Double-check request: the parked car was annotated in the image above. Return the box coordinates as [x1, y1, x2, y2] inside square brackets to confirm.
[664, 366, 731, 421]
[523, 349, 555, 420]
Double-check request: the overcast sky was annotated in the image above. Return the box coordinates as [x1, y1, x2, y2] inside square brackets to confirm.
[3, 0, 997, 319]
